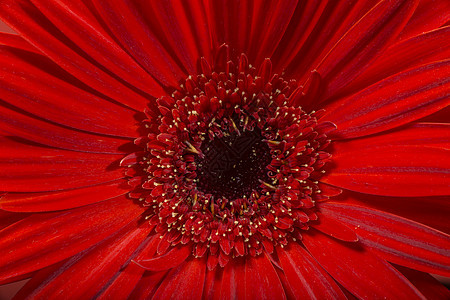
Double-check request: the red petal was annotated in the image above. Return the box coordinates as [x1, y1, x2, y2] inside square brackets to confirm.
[133, 1, 205, 75]
[320, 202, 450, 276]
[421, 106, 450, 123]
[395, 265, 450, 300]
[322, 144, 450, 197]
[0, 272, 35, 287]
[277, 243, 346, 299]
[277, 1, 377, 80]
[0, 32, 39, 53]
[341, 26, 450, 99]
[251, 1, 298, 64]
[0, 196, 143, 282]
[0, 210, 29, 231]
[91, 0, 186, 86]
[311, 212, 358, 242]
[12, 260, 66, 298]
[173, 0, 213, 64]
[0, 1, 157, 110]
[302, 229, 424, 299]
[0, 137, 124, 192]
[317, 0, 418, 98]
[330, 122, 450, 150]
[30, 0, 165, 98]
[207, 253, 219, 271]
[341, 191, 450, 235]
[212, 257, 245, 300]
[120, 152, 142, 167]
[0, 46, 137, 138]
[97, 235, 160, 300]
[152, 257, 207, 300]
[0, 179, 129, 212]
[16, 222, 151, 299]
[234, 236, 245, 256]
[322, 60, 450, 139]
[317, 182, 342, 197]
[274, 267, 297, 300]
[397, 0, 450, 41]
[204, 1, 257, 61]
[243, 254, 286, 300]
[219, 237, 232, 256]
[202, 267, 218, 300]
[127, 270, 168, 299]
[301, 70, 323, 110]
[134, 245, 191, 271]
[0, 104, 133, 154]
[271, 0, 327, 72]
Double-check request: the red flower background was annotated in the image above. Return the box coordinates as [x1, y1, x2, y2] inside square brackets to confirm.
[0, 0, 449, 299]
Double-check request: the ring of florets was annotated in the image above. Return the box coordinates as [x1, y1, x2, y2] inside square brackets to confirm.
[121, 51, 335, 266]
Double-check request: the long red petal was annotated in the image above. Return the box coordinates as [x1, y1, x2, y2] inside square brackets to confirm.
[395, 265, 450, 300]
[251, 0, 298, 64]
[243, 254, 286, 300]
[322, 144, 450, 197]
[0, 196, 144, 282]
[0, 272, 34, 287]
[205, 1, 261, 62]
[0, 104, 133, 154]
[0, 0, 154, 110]
[152, 257, 207, 300]
[91, 0, 186, 86]
[97, 235, 160, 300]
[202, 267, 218, 300]
[302, 229, 425, 299]
[330, 122, 450, 150]
[0, 46, 138, 138]
[397, 0, 450, 41]
[274, 267, 297, 300]
[172, 0, 212, 64]
[127, 270, 168, 299]
[277, 243, 346, 299]
[320, 202, 450, 276]
[0, 210, 29, 231]
[271, 0, 329, 74]
[340, 26, 450, 99]
[134, 244, 191, 271]
[317, 0, 418, 98]
[311, 212, 358, 242]
[278, 1, 378, 81]
[210, 257, 245, 300]
[11, 260, 66, 298]
[321, 60, 450, 139]
[0, 179, 129, 212]
[340, 192, 450, 234]
[0, 137, 124, 192]
[97, 264, 145, 300]
[137, 1, 207, 75]
[421, 106, 450, 123]
[0, 32, 39, 53]
[15, 222, 151, 299]
[30, 0, 166, 97]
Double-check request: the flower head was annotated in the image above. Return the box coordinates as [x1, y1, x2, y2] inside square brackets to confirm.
[0, 0, 449, 299]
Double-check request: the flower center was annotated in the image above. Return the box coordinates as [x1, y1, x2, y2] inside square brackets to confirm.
[195, 118, 271, 201]
[121, 48, 336, 269]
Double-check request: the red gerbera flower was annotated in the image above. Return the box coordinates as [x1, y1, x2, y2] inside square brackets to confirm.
[0, 0, 449, 299]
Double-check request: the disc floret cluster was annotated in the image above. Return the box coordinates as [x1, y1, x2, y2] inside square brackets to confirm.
[122, 49, 336, 268]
